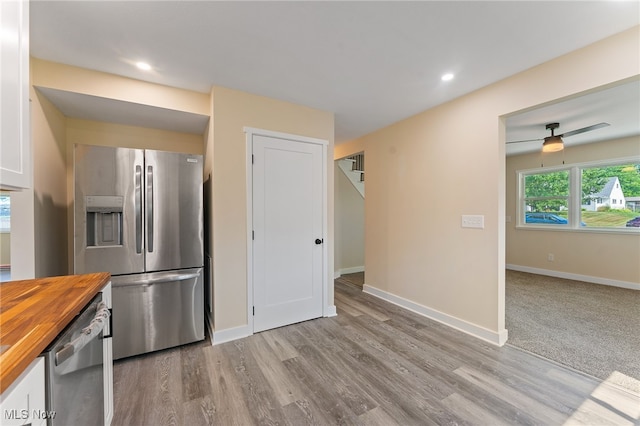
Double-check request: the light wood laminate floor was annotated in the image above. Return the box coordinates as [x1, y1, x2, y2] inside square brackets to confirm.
[113, 281, 640, 425]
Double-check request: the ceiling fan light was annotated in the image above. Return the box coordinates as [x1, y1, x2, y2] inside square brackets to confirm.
[542, 136, 564, 153]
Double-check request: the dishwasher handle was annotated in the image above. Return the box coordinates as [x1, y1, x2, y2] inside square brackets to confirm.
[55, 301, 110, 366]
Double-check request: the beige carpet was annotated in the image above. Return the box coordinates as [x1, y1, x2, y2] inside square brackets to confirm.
[506, 270, 640, 393]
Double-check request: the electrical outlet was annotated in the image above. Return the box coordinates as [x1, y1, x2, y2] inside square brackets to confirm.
[461, 215, 485, 229]
[548, 253, 554, 262]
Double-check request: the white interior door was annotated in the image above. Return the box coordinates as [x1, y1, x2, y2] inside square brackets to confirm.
[252, 134, 324, 333]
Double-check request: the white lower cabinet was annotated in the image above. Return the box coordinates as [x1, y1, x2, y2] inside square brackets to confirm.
[102, 282, 114, 425]
[0, 357, 46, 426]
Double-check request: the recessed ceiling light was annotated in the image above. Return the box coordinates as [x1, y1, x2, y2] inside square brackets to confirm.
[441, 73, 454, 82]
[136, 61, 152, 71]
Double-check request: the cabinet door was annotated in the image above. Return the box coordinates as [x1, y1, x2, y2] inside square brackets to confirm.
[102, 282, 114, 426]
[0, 357, 46, 426]
[0, 0, 31, 190]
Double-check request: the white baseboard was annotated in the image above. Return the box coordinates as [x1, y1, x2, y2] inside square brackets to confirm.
[211, 306, 338, 345]
[506, 264, 640, 291]
[212, 324, 252, 345]
[337, 266, 365, 276]
[363, 285, 508, 346]
[334, 270, 341, 279]
[325, 305, 337, 317]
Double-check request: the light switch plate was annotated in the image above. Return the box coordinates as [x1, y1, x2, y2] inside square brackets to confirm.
[462, 215, 485, 229]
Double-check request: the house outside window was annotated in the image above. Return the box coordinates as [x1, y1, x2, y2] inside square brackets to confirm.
[518, 160, 640, 230]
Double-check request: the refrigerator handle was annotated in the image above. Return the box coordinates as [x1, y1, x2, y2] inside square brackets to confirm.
[147, 165, 154, 253]
[135, 165, 143, 254]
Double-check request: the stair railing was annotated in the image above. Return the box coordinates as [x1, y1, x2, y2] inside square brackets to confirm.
[348, 154, 365, 181]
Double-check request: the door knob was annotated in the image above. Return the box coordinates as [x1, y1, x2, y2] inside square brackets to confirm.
[315, 238, 323, 245]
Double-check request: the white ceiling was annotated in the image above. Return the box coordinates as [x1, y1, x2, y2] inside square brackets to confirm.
[30, 1, 640, 151]
[505, 79, 640, 156]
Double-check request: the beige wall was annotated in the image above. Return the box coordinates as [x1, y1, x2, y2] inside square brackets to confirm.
[335, 163, 365, 273]
[65, 118, 204, 153]
[0, 232, 9, 265]
[506, 136, 640, 284]
[209, 85, 334, 332]
[334, 138, 366, 161]
[32, 88, 68, 277]
[347, 26, 639, 339]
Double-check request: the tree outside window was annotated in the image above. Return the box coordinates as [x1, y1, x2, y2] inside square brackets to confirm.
[522, 170, 570, 225]
[520, 161, 640, 229]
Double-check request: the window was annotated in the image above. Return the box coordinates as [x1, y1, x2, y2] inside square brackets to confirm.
[0, 194, 9, 232]
[519, 160, 640, 231]
[522, 170, 569, 226]
[581, 163, 639, 228]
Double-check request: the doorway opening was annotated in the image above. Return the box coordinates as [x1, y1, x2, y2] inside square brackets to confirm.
[335, 153, 365, 286]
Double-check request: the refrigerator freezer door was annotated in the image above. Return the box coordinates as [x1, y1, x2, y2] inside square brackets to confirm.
[74, 145, 145, 275]
[145, 150, 204, 272]
[111, 269, 204, 360]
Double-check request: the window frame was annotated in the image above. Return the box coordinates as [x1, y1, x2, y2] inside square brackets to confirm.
[516, 156, 640, 234]
[521, 169, 571, 228]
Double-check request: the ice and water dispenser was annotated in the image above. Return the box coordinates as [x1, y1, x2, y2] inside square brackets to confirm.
[85, 195, 124, 247]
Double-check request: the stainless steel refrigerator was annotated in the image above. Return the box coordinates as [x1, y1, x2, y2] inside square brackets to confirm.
[74, 144, 204, 359]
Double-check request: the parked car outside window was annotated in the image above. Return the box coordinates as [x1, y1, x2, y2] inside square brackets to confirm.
[625, 216, 640, 227]
[525, 212, 586, 226]
[525, 213, 567, 224]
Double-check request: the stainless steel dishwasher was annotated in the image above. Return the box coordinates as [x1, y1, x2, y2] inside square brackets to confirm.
[42, 293, 109, 426]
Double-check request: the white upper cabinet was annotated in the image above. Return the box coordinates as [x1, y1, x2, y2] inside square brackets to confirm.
[1, 0, 31, 190]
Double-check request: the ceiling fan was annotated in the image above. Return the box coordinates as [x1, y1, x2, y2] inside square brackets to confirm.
[506, 122, 610, 153]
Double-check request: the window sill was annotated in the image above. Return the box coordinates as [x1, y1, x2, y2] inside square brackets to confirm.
[515, 225, 640, 235]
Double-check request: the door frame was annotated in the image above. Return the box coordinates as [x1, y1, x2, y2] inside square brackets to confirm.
[244, 127, 329, 334]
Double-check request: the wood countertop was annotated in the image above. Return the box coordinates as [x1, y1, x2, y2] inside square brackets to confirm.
[0, 272, 111, 394]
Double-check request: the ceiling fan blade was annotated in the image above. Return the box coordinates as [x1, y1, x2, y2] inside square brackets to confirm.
[558, 122, 610, 138]
[506, 137, 544, 144]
